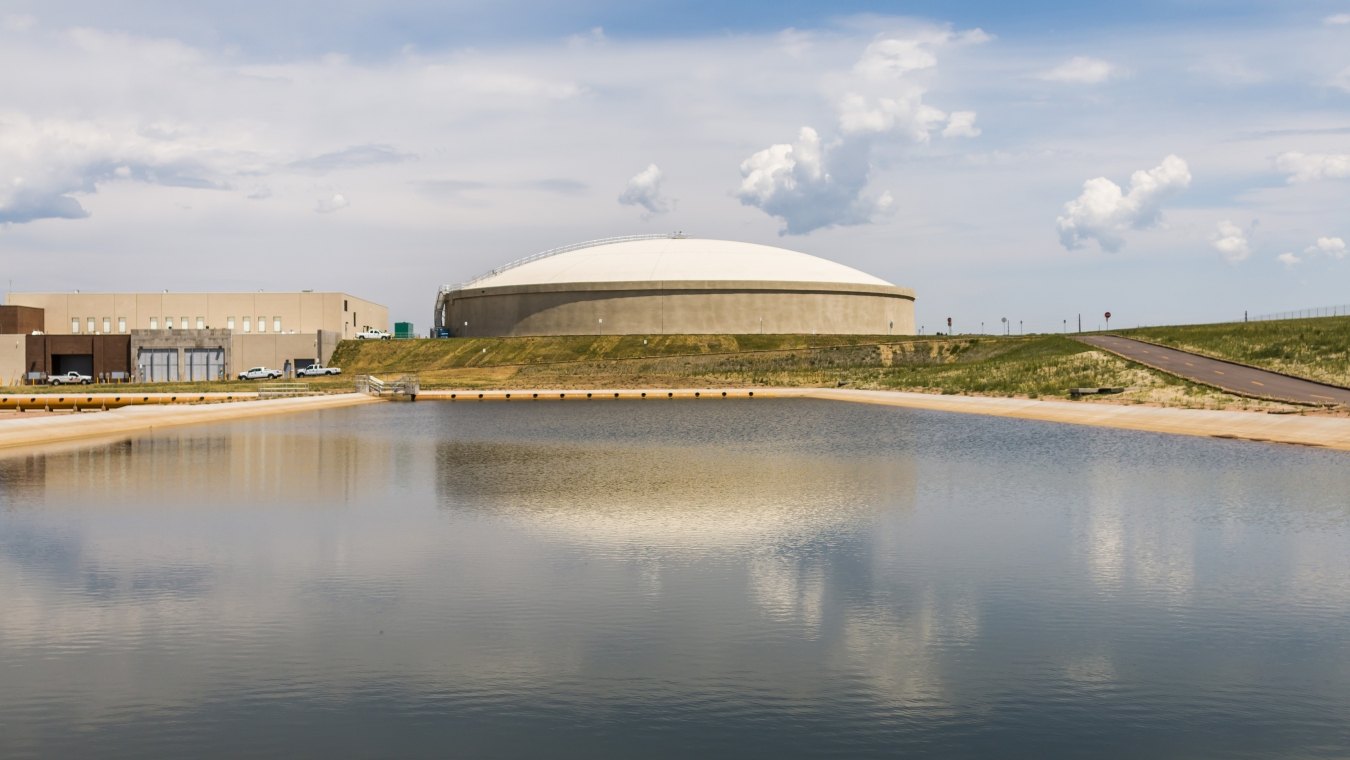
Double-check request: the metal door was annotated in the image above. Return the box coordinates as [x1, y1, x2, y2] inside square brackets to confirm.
[137, 348, 179, 382]
[185, 348, 224, 381]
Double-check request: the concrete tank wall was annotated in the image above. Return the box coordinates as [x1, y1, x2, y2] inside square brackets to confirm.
[440, 280, 915, 337]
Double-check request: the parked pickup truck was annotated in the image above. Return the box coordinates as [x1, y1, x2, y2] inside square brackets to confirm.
[356, 329, 392, 340]
[238, 366, 281, 380]
[296, 363, 342, 377]
[48, 370, 93, 385]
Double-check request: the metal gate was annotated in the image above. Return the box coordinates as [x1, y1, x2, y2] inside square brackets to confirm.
[185, 348, 225, 381]
[137, 348, 179, 382]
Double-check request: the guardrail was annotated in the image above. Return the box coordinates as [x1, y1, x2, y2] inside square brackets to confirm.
[439, 232, 687, 294]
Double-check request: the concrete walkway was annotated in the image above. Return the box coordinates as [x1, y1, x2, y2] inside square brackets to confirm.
[0, 393, 380, 452]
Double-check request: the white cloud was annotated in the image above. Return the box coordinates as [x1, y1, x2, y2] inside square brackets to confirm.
[1275, 151, 1350, 182]
[942, 111, 980, 138]
[837, 92, 947, 140]
[1276, 252, 1302, 267]
[738, 27, 977, 234]
[0, 113, 238, 224]
[1210, 220, 1251, 263]
[1056, 155, 1192, 252]
[617, 163, 672, 216]
[1334, 66, 1350, 93]
[735, 127, 892, 235]
[1038, 56, 1119, 84]
[1306, 236, 1347, 258]
[3, 14, 36, 32]
[314, 193, 348, 213]
[1324, 13, 1350, 25]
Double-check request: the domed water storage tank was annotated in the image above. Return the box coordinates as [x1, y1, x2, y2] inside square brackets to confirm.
[433, 234, 915, 336]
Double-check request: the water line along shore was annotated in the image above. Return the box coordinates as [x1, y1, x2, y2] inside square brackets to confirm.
[1, 388, 1348, 453]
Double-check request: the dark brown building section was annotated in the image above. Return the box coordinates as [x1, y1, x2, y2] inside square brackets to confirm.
[0, 305, 45, 334]
[25, 335, 131, 381]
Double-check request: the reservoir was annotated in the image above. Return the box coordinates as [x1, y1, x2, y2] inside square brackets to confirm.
[2, 399, 1349, 758]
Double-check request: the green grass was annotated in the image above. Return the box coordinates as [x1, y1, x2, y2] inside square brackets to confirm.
[1121, 316, 1350, 387]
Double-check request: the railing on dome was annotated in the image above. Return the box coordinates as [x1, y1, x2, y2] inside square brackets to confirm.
[438, 232, 688, 295]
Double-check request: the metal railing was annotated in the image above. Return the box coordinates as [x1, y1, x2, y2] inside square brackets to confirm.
[439, 232, 688, 294]
[257, 383, 312, 398]
[1251, 304, 1350, 321]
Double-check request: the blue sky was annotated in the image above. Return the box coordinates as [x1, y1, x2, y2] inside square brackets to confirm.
[1, 1, 1348, 329]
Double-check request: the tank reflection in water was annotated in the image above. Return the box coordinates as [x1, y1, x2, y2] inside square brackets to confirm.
[1, 399, 1349, 759]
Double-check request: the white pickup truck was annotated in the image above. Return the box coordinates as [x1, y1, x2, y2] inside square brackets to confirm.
[296, 363, 342, 377]
[238, 366, 281, 380]
[48, 370, 93, 385]
[356, 329, 391, 340]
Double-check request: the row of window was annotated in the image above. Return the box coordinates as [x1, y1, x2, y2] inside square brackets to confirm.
[67, 317, 285, 334]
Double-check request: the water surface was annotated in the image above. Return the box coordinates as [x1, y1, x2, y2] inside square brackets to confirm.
[2, 400, 1349, 758]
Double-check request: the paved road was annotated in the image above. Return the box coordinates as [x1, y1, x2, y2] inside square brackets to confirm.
[1076, 335, 1350, 406]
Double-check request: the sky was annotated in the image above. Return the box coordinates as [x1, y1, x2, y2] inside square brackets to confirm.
[1, 1, 1348, 331]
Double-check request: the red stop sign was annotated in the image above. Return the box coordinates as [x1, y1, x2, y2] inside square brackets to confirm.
[1104, 311, 1112, 320]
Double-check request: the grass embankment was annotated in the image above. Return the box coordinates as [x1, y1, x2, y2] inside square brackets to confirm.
[330, 333, 1269, 409]
[1121, 316, 1350, 388]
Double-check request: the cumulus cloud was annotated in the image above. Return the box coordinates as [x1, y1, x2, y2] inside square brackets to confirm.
[837, 92, 947, 140]
[1210, 220, 1251, 263]
[618, 163, 672, 216]
[1324, 13, 1350, 25]
[0, 114, 234, 224]
[314, 193, 348, 213]
[1276, 252, 1302, 267]
[741, 27, 978, 233]
[942, 111, 981, 138]
[1038, 56, 1120, 84]
[1056, 155, 1192, 252]
[735, 127, 891, 235]
[1306, 236, 1347, 258]
[1275, 151, 1350, 182]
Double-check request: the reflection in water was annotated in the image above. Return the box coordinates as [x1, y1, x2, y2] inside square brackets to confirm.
[1, 400, 1349, 759]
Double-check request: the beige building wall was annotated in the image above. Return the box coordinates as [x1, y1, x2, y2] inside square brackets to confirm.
[7, 292, 387, 340]
[0, 335, 26, 386]
[230, 331, 342, 374]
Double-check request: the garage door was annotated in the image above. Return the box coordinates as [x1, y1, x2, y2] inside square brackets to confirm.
[186, 348, 225, 381]
[137, 348, 178, 382]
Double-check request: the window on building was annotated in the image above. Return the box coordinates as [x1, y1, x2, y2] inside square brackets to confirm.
[242, 317, 251, 333]
[71, 318, 80, 333]
[344, 299, 349, 312]
[150, 317, 158, 330]
[118, 317, 127, 334]
[273, 317, 281, 333]
[181, 317, 189, 330]
[165, 317, 173, 330]
[257, 315, 266, 333]
[227, 316, 235, 330]
[196, 317, 205, 329]
[102, 317, 111, 334]
[87, 317, 96, 333]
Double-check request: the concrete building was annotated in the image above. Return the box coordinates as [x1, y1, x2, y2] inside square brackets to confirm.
[1, 292, 386, 385]
[434, 235, 915, 337]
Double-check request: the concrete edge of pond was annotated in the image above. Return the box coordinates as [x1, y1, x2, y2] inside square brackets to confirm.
[0, 393, 381, 453]
[804, 388, 1350, 451]
[3, 388, 1348, 453]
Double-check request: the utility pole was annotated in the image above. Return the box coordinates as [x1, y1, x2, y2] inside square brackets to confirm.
[1077, 314, 1081, 333]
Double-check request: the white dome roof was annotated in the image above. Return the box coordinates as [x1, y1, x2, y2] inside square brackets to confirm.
[460, 236, 896, 290]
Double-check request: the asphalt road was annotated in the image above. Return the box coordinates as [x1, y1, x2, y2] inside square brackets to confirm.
[1076, 335, 1350, 406]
